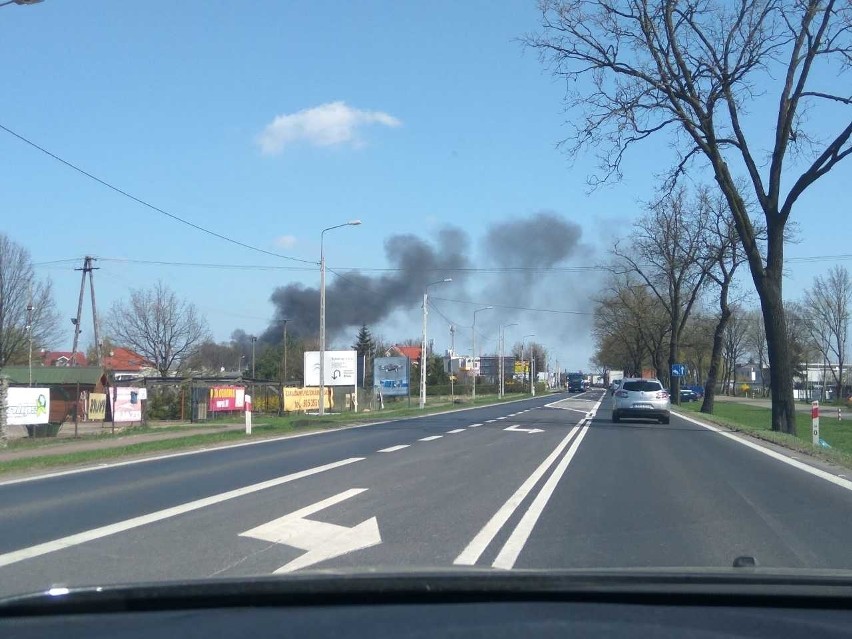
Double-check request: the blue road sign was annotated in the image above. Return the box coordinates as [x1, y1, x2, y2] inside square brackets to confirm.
[671, 364, 687, 378]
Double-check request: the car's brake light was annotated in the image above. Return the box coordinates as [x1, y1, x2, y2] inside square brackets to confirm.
[657, 391, 669, 399]
[616, 390, 629, 398]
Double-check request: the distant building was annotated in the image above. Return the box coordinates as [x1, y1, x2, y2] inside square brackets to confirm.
[385, 345, 422, 365]
[40, 351, 88, 367]
[102, 347, 157, 379]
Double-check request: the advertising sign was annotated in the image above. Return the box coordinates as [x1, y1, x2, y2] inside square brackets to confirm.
[208, 385, 246, 412]
[373, 357, 409, 397]
[6, 388, 50, 426]
[110, 387, 142, 422]
[87, 392, 107, 421]
[514, 360, 529, 375]
[283, 387, 334, 412]
[304, 350, 357, 386]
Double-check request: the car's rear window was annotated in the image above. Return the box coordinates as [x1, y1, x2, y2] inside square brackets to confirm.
[622, 381, 663, 392]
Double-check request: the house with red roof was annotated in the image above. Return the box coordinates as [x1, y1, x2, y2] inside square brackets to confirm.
[40, 351, 88, 367]
[102, 346, 156, 379]
[386, 345, 422, 366]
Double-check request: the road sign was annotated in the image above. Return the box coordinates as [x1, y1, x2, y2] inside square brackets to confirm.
[812, 401, 820, 445]
[671, 364, 687, 378]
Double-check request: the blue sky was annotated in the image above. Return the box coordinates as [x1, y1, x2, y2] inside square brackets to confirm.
[1, 1, 849, 370]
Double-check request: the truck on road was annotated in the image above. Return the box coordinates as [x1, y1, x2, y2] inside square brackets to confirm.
[567, 372, 586, 392]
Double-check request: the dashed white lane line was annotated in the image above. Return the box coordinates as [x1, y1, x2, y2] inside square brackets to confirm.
[485, 419, 497, 423]
[496, 417, 508, 420]
[469, 423, 483, 428]
[0, 457, 364, 570]
[377, 445, 410, 453]
[446, 428, 467, 434]
[418, 435, 443, 442]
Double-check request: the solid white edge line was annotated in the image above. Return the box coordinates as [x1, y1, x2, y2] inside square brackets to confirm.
[0, 457, 364, 569]
[453, 423, 585, 566]
[492, 424, 592, 570]
[0, 394, 550, 487]
[675, 411, 852, 492]
[418, 436, 443, 441]
[377, 445, 409, 453]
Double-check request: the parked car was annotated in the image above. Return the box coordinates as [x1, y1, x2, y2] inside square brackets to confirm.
[612, 378, 671, 424]
[679, 388, 698, 402]
[609, 379, 622, 395]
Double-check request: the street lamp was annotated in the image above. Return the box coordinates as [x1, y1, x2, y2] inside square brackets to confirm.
[499, 323, 518, 398]
[522, 334, 535, 394]
[471, 306, 493, 401]
[319, 220, 361, 416]
[420, 278, 452, 409]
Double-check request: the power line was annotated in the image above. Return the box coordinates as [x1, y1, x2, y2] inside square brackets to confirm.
[98, 257, 316, 272]
[0, 122, 315, 265]
[431, 296, 593, 316]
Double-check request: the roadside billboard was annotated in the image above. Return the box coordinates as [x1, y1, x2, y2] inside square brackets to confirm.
[6, 388, 50, 426]
[208, 385, 246, 412]
[283, 387, 334, 412]
[87, 392, 107, 421]
[514, 360, 529, 375]
[109, 387, 143, 422]
[304, 350, 357, 386]
[373, 356, 409, 397]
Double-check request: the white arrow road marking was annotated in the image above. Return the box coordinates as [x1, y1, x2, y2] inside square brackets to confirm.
[419, 435, 443, 441]
[0, 457, 364, 570]
[446, 428, 466, 434]
[377, 445, 409, 453]
[240, 488, 381, 574]
[504, 424, 544, 434]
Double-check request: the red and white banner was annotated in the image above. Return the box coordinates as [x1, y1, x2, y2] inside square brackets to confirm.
[110, 387, 143, 423]
[208, 385, 246, 412]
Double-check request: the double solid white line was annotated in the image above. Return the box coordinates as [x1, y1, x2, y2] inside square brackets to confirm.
[454, 395, 603, 569]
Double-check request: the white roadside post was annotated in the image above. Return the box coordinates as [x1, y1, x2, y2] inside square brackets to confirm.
[245, 394, 252, 435]
[812, 400, 819, 446]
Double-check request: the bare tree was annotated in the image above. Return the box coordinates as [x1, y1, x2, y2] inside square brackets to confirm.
[802, 265, 852, 400]
[613, 187, 712, 402]
[105, 281, 209, 377]
[0, 234, 60, 366]
[744, 308, 769, 395]
[701, 191, 750, 413]
[721, 310, 750, 394]
[528, 0, 852, 433]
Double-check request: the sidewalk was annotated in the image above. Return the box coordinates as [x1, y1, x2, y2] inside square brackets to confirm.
[713, 394, 841, 414]
[0, 423, 248, 462]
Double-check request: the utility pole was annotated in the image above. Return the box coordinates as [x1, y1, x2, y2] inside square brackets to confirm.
[420, 279, 451, 409]
[70, 256, 100, 366]
[26, 285, 33, 387]
[251, 336, 257, 378]
[471, 307, 493, 401]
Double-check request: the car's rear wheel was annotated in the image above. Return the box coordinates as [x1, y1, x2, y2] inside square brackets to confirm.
[612, 411, 620, 423]
[660, 414, 670, 424]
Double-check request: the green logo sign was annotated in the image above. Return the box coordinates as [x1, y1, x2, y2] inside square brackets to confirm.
[36, 394, 47, 416]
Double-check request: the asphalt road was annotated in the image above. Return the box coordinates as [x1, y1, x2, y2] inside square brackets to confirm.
[2, 389, 852, 597]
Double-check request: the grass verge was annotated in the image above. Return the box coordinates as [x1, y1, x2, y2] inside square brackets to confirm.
[677, 401, 852, 469]
[0, 392, 538, 476]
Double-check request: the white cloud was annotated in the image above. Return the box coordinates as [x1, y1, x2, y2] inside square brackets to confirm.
[257, 101, 402, 154]
[274, 234, 297, 249]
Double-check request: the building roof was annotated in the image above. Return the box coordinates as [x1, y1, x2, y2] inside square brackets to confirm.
[41, 351, 88, 367]
[0, 366, 105, 386]
[391, 345, 422, 361]
[102, 347, 153, 371]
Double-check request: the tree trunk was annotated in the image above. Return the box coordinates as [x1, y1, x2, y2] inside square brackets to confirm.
[701, 307, 731, 414]
[756, 274, 797, 434]
[668, 332, 680, 405]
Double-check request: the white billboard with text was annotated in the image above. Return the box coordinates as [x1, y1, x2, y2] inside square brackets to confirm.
[304, 350, 357, 386]
[6, 388, 51, 425]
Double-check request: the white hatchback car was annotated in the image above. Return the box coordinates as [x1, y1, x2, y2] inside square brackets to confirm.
[611, 378, 671, 424]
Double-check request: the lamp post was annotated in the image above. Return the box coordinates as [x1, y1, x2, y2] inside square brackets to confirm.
[499, 323, 518, 398]
[420, 278, 452, 409]
[319, 220, 361, 415]
[521, 334, 535, 394]
[471, 306, 493, 401]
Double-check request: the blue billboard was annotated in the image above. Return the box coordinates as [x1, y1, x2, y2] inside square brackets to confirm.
[373, 356, 410, 397]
